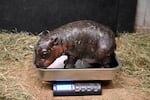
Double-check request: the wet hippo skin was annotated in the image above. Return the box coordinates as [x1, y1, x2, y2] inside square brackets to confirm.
[34, 20, 116, 69]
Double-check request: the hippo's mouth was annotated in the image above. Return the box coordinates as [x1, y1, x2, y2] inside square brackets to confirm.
[42, 59, 54, 68]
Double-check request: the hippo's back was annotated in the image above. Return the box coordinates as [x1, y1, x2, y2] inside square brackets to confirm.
[49, 20, 116, 58]
[50, 20, 113, 36]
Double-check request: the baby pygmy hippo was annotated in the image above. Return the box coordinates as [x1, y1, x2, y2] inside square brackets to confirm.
[34, 20, 116, 69]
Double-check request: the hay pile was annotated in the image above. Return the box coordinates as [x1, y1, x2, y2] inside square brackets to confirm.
[0, 32, 149, 99]
[0, 32, 38, 100]
[116, 33, 150, 92]
[0, 32, 38, 65]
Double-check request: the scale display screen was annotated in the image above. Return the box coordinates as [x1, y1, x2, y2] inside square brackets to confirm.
[56, 84, 72, 91]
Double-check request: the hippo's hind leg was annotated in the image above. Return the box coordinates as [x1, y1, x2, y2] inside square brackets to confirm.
[101, 56, 112, 68]
[97, 51, 115, 68]
[64, 55, 78, 69]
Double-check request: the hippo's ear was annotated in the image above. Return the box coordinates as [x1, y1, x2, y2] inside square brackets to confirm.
[38, 30, 50, 37]
[50, 36, 59, 46]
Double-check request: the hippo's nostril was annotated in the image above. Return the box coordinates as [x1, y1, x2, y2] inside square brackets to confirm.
[35, 63, 40, 68]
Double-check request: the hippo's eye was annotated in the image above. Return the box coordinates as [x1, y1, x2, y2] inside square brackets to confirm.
[41, 49, 49, 58]
[41, 51, 48, 58]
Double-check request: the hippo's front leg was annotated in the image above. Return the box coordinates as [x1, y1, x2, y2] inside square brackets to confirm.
[64, 55, 78, 68]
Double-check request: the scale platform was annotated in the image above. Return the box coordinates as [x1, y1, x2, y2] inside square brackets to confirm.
[36, 54, 121, 81]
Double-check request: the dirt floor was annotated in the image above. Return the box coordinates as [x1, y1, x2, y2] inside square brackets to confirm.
[0, 33, 149, 100]
[7, 55, 150, 100]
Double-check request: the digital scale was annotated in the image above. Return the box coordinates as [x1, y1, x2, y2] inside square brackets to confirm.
[36, 54, 121, 96]
[53, 81, 102, 96]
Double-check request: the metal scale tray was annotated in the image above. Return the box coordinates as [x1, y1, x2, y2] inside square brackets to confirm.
[36, 55, 121, 81]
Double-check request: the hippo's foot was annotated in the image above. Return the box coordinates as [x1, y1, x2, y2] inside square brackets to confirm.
[103, 64, 111, 68]
[64, 56, 77, 69]
[64, 63, 75, 69]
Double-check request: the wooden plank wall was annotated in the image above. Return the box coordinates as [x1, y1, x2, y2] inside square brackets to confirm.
[135, 0, 150, 32]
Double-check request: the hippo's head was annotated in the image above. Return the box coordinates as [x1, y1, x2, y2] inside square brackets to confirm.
[34, 31, 66, 68]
